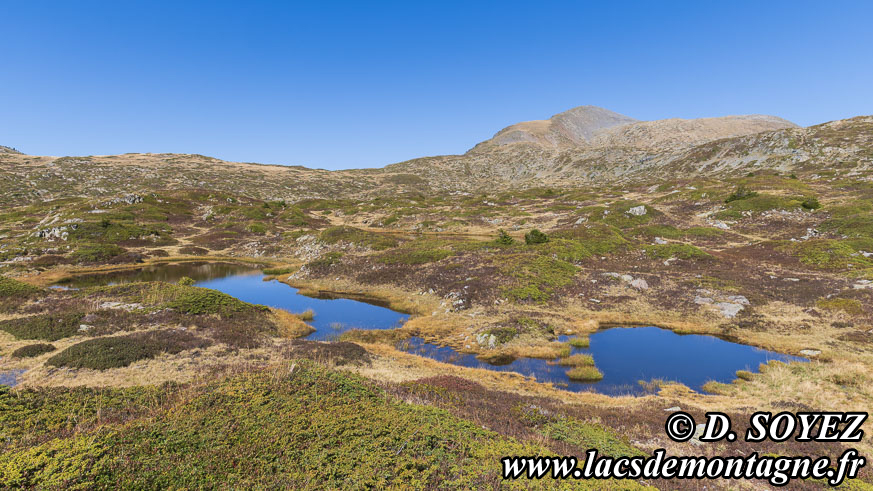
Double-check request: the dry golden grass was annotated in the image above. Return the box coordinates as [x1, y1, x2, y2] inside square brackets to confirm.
[281, 276, 440, 316]
[16, 341, 291, 388]
[503, 342, 569, 359]
[557, 353, 595, 367]
[271, 308, 315, 338]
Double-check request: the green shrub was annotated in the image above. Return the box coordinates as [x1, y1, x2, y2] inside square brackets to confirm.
[319, 226, 397, 250]
[166, 286, 267, 315]
[801, 196, 821, 210]
[501, 255, 577, 303]
[643, 243, 711, 260]
[485, 327, 518, 344]
[0, 313, 85, 341]
[551, 223, 629, 256]
[177, 276, 196, 286]
[787, 239, 873, 270]
[524, 229, 549, 245]
[817, 297, 864, 315]
[725, 186, 758, 203]
[495, 229, 514, 245]
[543, 418, 644, 458]
[262, 266, 296, 275]
[0, 276, 41, 297]
[247, 223, 267, 234]
[377, 248, 452, 265]
[0, 362, 561, 488]
[11, 343, 56, 358]
[306, 252, 344, 269]
[47, 330, 211, 370]
[71, 244, 126, 263]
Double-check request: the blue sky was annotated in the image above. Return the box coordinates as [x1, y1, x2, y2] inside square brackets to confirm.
[2, 1, 871, 170]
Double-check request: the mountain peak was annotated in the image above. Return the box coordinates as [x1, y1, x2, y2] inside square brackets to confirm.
[469, 105, 797, 154]
[470, 106, 637, 152]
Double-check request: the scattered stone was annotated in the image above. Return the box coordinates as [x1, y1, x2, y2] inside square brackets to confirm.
[654, 237, 668, 245]
[589, 298, 601, 303]
[853, 280, 872, 290]
[726, 295, 750, 306]
[626, 205, 647, 216]
[630, 278, 649, 290]
[799, 349, 821, 357]
[103, 194, 143, 206]
[663, 406, 681, 412]
[715, 302, 744, 318]
[800, 228, 820, 241]
[695, 290, 748, 318]
[690, 424, 708, 446]
[98, 301, 142, 311]
[36, 226, 74, 241]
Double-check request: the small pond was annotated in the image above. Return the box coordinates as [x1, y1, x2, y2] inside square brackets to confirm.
[398, 327, 806, 396]
[56, 262, 806, 395]
[59, 262, 409, 341]
[0, 368, 26, 387]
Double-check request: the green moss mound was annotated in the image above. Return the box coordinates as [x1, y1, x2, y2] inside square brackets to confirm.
[71, 244, 126, 263]
[11, 343, 56, 358]
[0, 363, 569, 489]
[643, 243, 711, 260]
[0, 276, 41, 297]
[0, 313, 85, 341]
[319, 226, 398, 250]
[47, 330, 211, 370]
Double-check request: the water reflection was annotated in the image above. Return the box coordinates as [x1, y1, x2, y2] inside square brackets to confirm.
[398, 327, 806, 396]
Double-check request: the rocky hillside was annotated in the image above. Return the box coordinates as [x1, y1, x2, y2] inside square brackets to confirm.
[388, 113, 870, 188]
[469, 106, 794, 152]
[1, 108, 871, 205]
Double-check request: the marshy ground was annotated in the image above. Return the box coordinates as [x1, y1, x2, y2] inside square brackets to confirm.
[2, 163, 873, 488]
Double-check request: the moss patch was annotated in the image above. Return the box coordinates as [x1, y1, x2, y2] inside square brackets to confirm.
[500, 254, 578, 303]
[0, 276, 41, 297]
[47, 330, 211, 370]
[11, 343, 56, 358]
[319, 226, 398, 250]
[0, 313, 85, 341]
[0, 363, 560, 488]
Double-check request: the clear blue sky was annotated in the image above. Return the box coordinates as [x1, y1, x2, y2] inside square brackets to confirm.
[2, 1, 871, 170]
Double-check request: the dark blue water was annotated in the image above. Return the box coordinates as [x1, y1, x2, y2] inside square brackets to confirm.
[0, 368, 26, 387]
[58, 262, 806, 395]
[59, 262, 409, 341]
[196, 273, 409, 340]
[399, 327, 805, 396]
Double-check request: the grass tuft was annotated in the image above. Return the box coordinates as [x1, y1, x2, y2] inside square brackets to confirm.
[566, 365, 603, 381]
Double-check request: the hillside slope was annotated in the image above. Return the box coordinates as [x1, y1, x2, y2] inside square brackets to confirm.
[1, 110, 871, 206]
